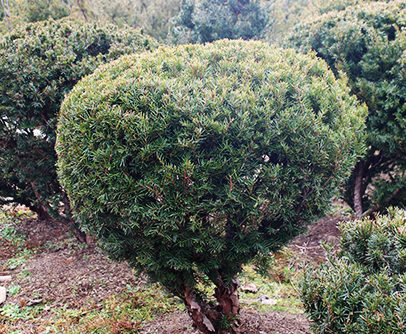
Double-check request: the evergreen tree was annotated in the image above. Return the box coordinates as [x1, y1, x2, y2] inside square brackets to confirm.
[56, 40, 366, 333]
[284, 0, 406, 217]
[24, 0, 71, 22]
[300, 208, 406, 333]
[267, 0, 390, 43]
[92, 0, 182, 42]
[0, 18, 157, 220]
[169, 0, 269, 44]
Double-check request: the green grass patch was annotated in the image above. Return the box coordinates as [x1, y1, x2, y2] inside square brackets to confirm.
[239, 248, 308, 314]
[0, 209, 39, 272]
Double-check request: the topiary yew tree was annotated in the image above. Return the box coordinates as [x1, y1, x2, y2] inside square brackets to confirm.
[56, 40, 366, 333]
[284, 0, 406, 218]
[0, 18, 157, 220]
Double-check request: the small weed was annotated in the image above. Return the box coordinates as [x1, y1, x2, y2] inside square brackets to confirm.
[16, 270, 32, 279]
[7, 284, 20, 296]
[330, 198, 354, 217]
[0, 225, 25, 245]
[239, 249, 307, 314]
[3, 248, 36, 270]
[0, 304, 29, 320]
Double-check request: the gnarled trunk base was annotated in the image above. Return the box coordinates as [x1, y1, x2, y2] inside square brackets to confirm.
[181, 276, 241, 334]
[214, 275, 240, 326]
[183, 285, 216, 334]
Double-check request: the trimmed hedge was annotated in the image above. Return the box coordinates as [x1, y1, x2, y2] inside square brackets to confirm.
[300, 207, 406, 333]
[0, 18, 157, 219]
[56, 39, 366, 332]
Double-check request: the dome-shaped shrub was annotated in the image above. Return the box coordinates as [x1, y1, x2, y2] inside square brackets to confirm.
[284, 0, 406, 217]
[56, 39, 366, 333]
[0, 18, 157, 220]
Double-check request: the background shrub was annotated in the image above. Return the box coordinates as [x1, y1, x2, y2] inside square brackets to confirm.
[284, 0, 406, 218]
[266, 0, 391, 43]
[300, 207, 406, 333]
[0, 18, 157, 220]
[56, 39, 366, 333]
[89, 0, 183, 42]
[169, 0, 269, 44]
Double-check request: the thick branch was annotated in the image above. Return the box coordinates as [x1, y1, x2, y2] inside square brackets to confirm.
[1, 0, 12, 30]
[362, 187, 403, 217]
[76, 0, 88, 21]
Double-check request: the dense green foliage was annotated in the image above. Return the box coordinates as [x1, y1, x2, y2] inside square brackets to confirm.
[0, 0, 73, 33]
[0, 18, 157, 219]
[56, 39, 366, 332]
[0, 0, 182, 42]
[24, 0, 71, 22]
[267, 0, 391, 43]
[300, 207, 406, 333]
[284, 1, 406, 217]
[169, 0, 269, 44]
[89, 0, 182, 42]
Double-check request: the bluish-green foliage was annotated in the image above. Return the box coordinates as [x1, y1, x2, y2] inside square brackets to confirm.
[169, 0, 269, 44]
[56, 39, 366, 307]
[284, 1, 406, 216]
[300, 207, 406, 333]
[0, 18, 157, 219]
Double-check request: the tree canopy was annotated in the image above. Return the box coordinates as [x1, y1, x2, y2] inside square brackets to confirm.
[169, 0, 269, 44]
[56, 39, 366, 333]
[0, 18, 157, 220]
[267, 0, 392, 43]
[284, 0, 406, 217]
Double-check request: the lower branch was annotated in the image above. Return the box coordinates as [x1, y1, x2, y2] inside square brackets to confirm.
[180, 275, 241, 333]
[362, 186, 403, 217]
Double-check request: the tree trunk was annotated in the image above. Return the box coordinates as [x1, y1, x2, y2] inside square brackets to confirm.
[180, 275, 241, 334]
[182, 285, 216, 334]
[353, 160, 364, 218]
[214, 275, 241, 332]
[76, 0, 88, 21]
[30, 204, 53, 221]
[1, 0, 12, 30]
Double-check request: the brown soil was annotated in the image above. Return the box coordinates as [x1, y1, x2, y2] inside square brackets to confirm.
[141, 310, 311, 333]
[0, 210, 350, 334]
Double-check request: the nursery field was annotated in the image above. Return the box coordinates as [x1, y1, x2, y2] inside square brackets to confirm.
[0, 204, 350, 333]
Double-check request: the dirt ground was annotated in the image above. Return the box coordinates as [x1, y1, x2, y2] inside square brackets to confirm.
[0, 209, 350, 334]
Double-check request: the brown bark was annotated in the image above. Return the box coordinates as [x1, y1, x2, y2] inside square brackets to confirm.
[182, 285, 216, 334]
[31, 204, 52, 221]
[29, 181, 53, 220]
[180, 275, 241, 333]
[214, 275, 241, 332]
[353, 160, 364, 219]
